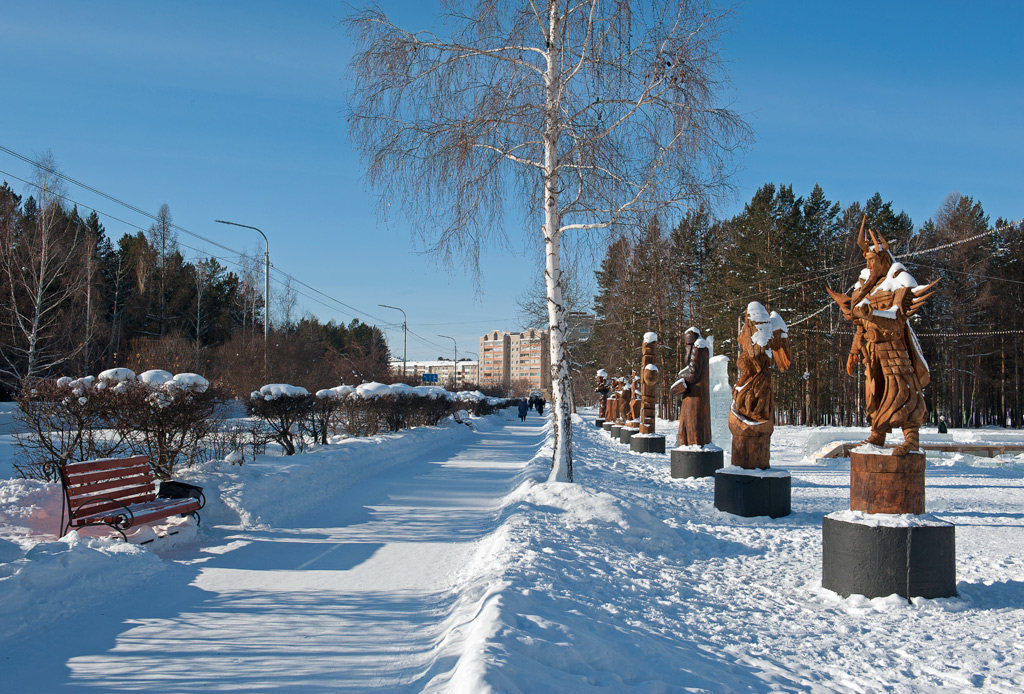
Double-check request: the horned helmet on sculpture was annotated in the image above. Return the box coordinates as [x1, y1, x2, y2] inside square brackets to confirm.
[827, 218, 939, 456]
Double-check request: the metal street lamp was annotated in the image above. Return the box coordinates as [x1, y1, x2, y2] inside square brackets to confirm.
[438, 334, 457, 389]
[215, 219, 270, 376]
[379, 304, 407, 379]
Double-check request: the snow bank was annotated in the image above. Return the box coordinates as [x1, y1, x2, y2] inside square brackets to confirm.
[446, 412, 1024, 691]
[0, 532, 169, 642]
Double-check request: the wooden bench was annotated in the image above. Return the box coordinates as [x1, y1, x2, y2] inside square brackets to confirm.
[820, 441, 1024, 459]
[58, 456, 203, 542]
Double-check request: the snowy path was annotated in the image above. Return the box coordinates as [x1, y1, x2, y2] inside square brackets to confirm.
[4, 415, 547, 693]
[4, 410, 1024, 692]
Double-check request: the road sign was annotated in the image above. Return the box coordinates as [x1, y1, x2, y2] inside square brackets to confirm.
[422, 373, 439, 383]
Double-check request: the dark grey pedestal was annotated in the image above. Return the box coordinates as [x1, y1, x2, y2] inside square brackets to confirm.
[630, 434, 666, 454]
[619, 427, 639, 444]
[822, 515, 956, 599]
[609, 424, 622, 439]
[670, 448, 724, 478]
[714, 468, 791, 518]
[603, 422, 614, 433]
[595, 418, 606, 428]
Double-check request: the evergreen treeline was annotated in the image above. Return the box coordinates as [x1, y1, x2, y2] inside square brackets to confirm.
[0, 179, 390, 399]
[591, 183, 1024, 428]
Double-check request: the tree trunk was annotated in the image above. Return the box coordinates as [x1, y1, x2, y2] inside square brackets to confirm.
[544, 5, 571, 483]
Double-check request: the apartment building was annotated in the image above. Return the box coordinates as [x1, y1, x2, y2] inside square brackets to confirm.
[479, 328, 550, 393]
[390, 360, 479, 389]
[566, 311, 595, 344]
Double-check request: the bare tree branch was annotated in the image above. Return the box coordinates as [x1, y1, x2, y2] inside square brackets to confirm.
[345, 1, 750, 480]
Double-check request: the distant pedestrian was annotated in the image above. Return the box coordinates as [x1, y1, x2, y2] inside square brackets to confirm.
[517, 399, 529, 422]
[536, 397, 545, 416]
[938, 415, 948, 434]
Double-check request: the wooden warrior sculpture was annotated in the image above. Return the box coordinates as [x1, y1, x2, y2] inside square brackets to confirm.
[605, 378, 620, 423]
[729, 302, 792, 469]
[595, 369, 610, 420]
[619, 377, 635, 425]
[631, 373, 643, 423]
[827, 219, 938, 456]
[639, 333, 659, 434]
[671, 327, 712, 446]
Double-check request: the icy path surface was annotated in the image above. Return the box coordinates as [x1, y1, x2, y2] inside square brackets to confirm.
[4, 415, 546, 692]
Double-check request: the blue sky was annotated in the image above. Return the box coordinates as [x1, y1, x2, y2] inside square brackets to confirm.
[1, 1, 1020, 361]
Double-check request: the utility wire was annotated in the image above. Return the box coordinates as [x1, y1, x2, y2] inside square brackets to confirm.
[0, 146, 397, 331]
[0, 144, 241, 256]
[896, 219, 1021, 259]
[0, 166, 248, 269]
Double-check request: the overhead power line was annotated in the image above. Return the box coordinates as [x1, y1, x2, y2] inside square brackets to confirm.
[896, 219, 1021, 260]
[0, 144, 399, 332]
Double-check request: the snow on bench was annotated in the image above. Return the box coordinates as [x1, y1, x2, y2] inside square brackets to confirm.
[58, 456, 203, 542]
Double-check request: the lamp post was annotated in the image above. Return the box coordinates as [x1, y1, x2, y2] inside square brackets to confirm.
[215, 219, 270, 376]
[438, 334, 457, 389]
[379, 304, 407, 379]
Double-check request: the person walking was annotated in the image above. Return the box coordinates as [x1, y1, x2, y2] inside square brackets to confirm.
[517, 399, 529, 422]
[536, 397, 545, 416]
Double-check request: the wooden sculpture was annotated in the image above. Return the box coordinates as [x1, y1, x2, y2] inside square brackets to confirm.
[595, 370, 610, 420]
[827, 218, 938, 457]
[606, 381, 619, 422]
[613, 377, 628, 424]
[631, 373, 643, 422]
[671, 327, 712, 446]
[728, 302, 791, 469]
[619, 377, 634, 424]
[639, 333, 659, 434]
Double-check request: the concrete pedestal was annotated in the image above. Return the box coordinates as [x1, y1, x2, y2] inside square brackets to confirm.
[822, 514, 956, 599]
[619, 426, 639, 444]
[670, 448, 723, 478]
[595, 418, 606, 428]
[714, 467, 791, 518]
[609, 424, 623, 439]
[630, 433, 666, 454]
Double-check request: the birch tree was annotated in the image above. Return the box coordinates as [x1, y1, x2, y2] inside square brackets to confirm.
[347, 0, 749, 481]
[0, 156, 91, 388]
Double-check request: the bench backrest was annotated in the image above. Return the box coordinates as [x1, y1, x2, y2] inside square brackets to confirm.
[60, 456, 157, 518]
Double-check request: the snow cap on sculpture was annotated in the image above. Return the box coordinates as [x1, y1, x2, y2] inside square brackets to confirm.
[729, 302, 792, 469]
[745, 301, 772, 348]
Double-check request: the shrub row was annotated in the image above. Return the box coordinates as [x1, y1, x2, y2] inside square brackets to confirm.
[14, 369, 222, 481]
[13, 374, 515, 481]
[248, 382, 514, 455]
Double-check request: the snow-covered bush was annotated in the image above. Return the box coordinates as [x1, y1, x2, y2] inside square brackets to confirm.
[309, 388, 347, 444]
[13, 377, 132, 481]
[454, 390, 513, 417]
[106, 372, 226, 479]
[13, 370, 225, 481]
[247, 384, 314, 455]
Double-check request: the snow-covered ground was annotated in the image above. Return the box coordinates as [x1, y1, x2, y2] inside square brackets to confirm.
[1, 403, 1023, 692]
